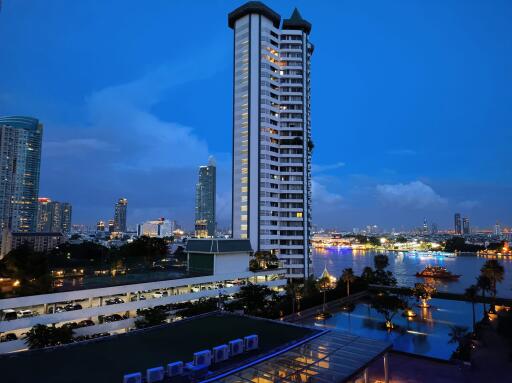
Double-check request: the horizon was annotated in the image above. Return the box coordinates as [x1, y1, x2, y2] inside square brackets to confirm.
[1, 0, 511, 230]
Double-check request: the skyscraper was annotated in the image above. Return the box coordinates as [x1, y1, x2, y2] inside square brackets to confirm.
[113, 198, 128, 232]
[195, 157, 216, 238]
[462, 217, 470, 235]
[37, 198, 73, 234]
[0, 116, 43, 233]
[495, 222, 501, 236]
[229, 2, 313, 278]
[454, 213, 462, 235]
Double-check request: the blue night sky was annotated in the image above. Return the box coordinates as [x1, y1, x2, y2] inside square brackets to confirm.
[1, 0, 511, 231]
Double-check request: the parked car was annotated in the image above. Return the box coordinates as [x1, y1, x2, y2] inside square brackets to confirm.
[48, 306, 65, 314]
[64, 304, 83, 311]
[0, 333, 18, 342]
[77, 319, 95, 327]
[17, 310, 33, 318]
[152, 291, 164, 299]
[105, 298, 124, 305]
[61, 322, 79, 329]
[1, 309, 18, 321]
[103, 314, 123, 323]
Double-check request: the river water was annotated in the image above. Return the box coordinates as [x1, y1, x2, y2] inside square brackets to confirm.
[312, 247, 512, 298]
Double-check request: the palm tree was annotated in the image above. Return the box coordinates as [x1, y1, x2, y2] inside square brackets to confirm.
[464, 285, 479, 334]
[477, 274, 492, 314]
[481, 260, 505, 313]
[341, 268, 356, 296]
[317, 276, 331, 315]
[285, 282, 302, 315]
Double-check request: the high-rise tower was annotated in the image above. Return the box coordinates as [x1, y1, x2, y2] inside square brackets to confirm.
[113, 198, 128, 232]
[229, 2, 314, 278]
[454, 213, 462, 235]
[0, 116, 43, 233]
[195, 157, 216, 238]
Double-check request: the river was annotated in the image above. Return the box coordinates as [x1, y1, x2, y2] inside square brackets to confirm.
[312, 247, 512, 298]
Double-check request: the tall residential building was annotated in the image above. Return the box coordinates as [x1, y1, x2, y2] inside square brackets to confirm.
[113, 198, 128, 232]
[0, 116, 43, 233]
[454, 213, 462, 235]
[462, 217, 470, 235]
[37, 197, 72, 234]
[195, 157, 216, 238]
[495, 222, 501, 236]
[229, 2, 314, 278]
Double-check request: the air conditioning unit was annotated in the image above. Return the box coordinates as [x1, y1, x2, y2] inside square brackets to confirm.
[244, 335, 259, 351]
[229, 339, 244, 356]
[146, 366, 164, 383]
[166, 361, 183, 377]
[212, 344, 229, 363]
[193, 350, 212, 367]
[123, 372, 141, 383]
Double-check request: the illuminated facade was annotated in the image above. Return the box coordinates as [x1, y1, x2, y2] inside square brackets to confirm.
[454, 213, 462, 235]
[0, 116, 43, 234]
[113, 198, 128, 232]
[137, 218, 175, 238]
[195, 157, 216, 238]
[229, 2, 313, 278]
[36, 198, 72, 234]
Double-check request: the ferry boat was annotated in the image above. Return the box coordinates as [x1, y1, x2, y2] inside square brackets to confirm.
[415, 266, 461, 280]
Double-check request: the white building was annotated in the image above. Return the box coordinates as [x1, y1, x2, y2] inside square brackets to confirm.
[137, 218, 175, 238]
[0, 239, 286, 353]
[229, 2, 313, 278]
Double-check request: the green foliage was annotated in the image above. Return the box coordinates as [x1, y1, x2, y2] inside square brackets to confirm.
[339, 268, 356, 295]
[135, 307, 168, 329]
[48, 242, 110, 268]
[179, 297, 219, 318]
[25, 324, 74, 350]
[117, 236, 168, 262]
[371, 292, 406, 325]
[395, 236, 407, 243]
[444, 237, 483, 252]
[368, 237, 381, 246]
[360, 267, 375, 283]
[374, 254, 389, 270]
[412, 283, 436, 301]
[249, 251, 279, 271]
[480, 260, 505, 297]
[232, 283, 278, 317]
[172, 246, 187, 263]
[448, 325, 472, 361]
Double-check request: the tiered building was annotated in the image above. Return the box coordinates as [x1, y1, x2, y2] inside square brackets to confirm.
[229, 2, 313, 278]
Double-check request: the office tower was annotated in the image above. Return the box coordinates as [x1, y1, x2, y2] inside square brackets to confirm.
[195, 157, 216, 238]
[422, 218, 428, 234]
[108, 219, 115, 233]
[96, 220, 105, 232]
[229, 2, 313, 278]
[138, 218, 176, 238]
[37, 198, 72, 234]
[462, 217, 470, 235]
[454, 213, 462, 235]
[495, 222, 501, 236]
[113, 198, 128, 232]
[0, 116, 43, 233]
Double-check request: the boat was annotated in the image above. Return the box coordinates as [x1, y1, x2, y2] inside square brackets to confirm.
[415, 266, 461, 280]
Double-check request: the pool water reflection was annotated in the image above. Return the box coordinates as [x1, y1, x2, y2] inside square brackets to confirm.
[300, 298, 483, 360]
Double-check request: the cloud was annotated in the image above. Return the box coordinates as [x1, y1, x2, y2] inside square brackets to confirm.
[312, 162, 346, 173]
[39, 39, 228, 228]
[45, 138, 116, 156]
[312, 180, 343, 205]
[376, 181, 446, 208]
[458, 200, 480, 209]
[387, 149, 417, 156]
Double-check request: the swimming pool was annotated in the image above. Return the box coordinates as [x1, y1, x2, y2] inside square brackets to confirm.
[299, 298, 483, 360]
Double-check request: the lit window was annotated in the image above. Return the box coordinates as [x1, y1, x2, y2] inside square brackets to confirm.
[297, 212, 303, 218]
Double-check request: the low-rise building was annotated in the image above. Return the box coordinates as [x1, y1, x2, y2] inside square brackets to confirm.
[0, 231, 65, 258]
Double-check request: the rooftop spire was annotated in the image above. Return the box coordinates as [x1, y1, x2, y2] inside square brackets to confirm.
[282, 7, 312, 34]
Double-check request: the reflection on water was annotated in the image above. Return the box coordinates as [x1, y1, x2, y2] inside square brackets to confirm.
[313, 248, 512, 297]
[302, 298, 483, 360]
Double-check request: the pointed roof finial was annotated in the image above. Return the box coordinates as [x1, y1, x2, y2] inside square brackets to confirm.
[283, 7, 312, 34]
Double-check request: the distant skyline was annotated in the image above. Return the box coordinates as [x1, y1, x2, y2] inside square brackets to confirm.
[0, 0, 511, 230]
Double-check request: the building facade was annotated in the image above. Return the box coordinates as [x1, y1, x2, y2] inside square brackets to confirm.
[1, 231, 65, 258]
[462, 217, 470, 235]
[36, 198, 72, 234]
[113, 198, 128, 233]
[137, 218, 175, 238]
[195, 157, 216, 238]
[454, 213, 462, 235]
[229, 3, 313, 278]
[0, 116, 43, 234]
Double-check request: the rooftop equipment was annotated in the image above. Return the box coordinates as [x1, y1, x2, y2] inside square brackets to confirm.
[146, 366, 164, 383]
[229, 339, 244, 356]
[166, 361, 184, 377]
[123, 372, 141, 383]
[244, 335, 259, 351]
[212, 344, 229, 363]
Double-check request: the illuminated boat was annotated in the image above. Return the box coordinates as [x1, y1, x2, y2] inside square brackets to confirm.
[415, 266, 460, 280]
